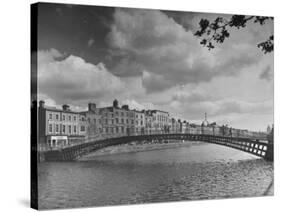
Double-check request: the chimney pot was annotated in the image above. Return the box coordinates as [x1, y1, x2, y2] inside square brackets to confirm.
[39, 100, 45, 108]
[62, 104, 70, 111]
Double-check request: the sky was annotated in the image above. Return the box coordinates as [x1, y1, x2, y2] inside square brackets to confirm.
[35, 3, 274, 131]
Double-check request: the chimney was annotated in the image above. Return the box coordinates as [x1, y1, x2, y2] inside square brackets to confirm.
[88, 103, 96, 111]
[113, 99, 119, 108]
[121, 105, 129, 110]
[62, 104, 70, 111]
[39, 100, 45, 108]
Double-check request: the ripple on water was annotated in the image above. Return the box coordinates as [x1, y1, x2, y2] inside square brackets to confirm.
[38, 143, 273, 209]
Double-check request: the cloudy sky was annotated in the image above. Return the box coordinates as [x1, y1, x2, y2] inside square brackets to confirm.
[36, 3, 273, 131]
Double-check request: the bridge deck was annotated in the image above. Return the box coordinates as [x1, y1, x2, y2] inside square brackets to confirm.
[42, 134, 273, 162]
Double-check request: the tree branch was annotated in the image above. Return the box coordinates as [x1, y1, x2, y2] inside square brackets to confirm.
[194, 15, 273, 53]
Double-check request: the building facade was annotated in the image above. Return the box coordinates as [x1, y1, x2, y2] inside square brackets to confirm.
[38, 101, 87, 150]
[151, 110, 170, 134]
[80, 103, 102, 142]
[134, 110, 145, 135]
[144, 110, 153, 134]
[113, 103, 131, 137]
[121, 104, 135, 136]
[170, 118, 178, 133]
[99, 100, 135, 138]
[99, 107, 115, 138]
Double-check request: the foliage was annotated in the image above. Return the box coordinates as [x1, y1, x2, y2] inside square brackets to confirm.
[194, 15, 273, 53]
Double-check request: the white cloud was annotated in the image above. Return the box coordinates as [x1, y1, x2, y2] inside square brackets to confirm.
[107, 9, 264, 93]
[170, 96, 272, 123]
[36, 10, 273, 131]
[121, 99, 145, 110]
[38, 49, 125, 105]
[141, 71, 172, 93]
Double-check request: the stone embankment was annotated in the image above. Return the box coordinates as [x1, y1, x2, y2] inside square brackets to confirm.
[79, 141, 203, 160]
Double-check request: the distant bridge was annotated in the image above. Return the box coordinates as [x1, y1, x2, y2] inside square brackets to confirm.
[42, 133, 273, 162]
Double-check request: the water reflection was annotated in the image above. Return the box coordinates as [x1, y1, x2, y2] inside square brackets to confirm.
[38, 142, 273, 209]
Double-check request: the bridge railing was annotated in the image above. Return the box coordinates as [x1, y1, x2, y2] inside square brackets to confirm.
[42, 128, 270, 152]
[42, 131, 273, 162]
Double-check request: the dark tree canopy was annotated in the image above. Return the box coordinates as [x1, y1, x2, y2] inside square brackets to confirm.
[194, 15, 273, 53]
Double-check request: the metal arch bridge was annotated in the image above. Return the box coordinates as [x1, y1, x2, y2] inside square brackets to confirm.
[42, 133, 273, 162]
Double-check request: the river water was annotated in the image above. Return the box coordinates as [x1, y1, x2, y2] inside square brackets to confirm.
[38, 142, 273, 209]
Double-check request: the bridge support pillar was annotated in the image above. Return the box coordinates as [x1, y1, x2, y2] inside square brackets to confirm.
[265, 143, 273, 161]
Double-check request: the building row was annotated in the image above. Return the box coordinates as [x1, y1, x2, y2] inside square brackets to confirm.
[38, 99, 171, 150]
[37, 99, 268, 150]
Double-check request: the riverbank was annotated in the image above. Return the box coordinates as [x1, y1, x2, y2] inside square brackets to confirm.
[79, 141, 204, 160]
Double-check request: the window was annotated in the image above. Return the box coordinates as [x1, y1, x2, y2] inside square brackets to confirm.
[55, 124, 59, 133]
[74, 125, 77, 133]
[121, 119, 124, 124]
[68, 115, 71, 121]
[126, 119, 129, 124]
[49, 113, 52, 120]
[56, 114, 59, 120]
[116, 111, 119, 116]
[115, 118, 118, 124]
[116, 127, 119, 133]
[69, 125, 71, 134]
[62, 125, 65, 133]
[121, 112, 124, 116]
[74, 116, 77, 121]
[49, 124, 52, 133]
[62, 115, 65, 121]
[121, 127, 124, 133]
[80, 125, 85, 132]
[131, 120, 134, 124]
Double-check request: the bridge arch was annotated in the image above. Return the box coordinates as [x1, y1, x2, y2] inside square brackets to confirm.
[43, 133, 273, 162]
